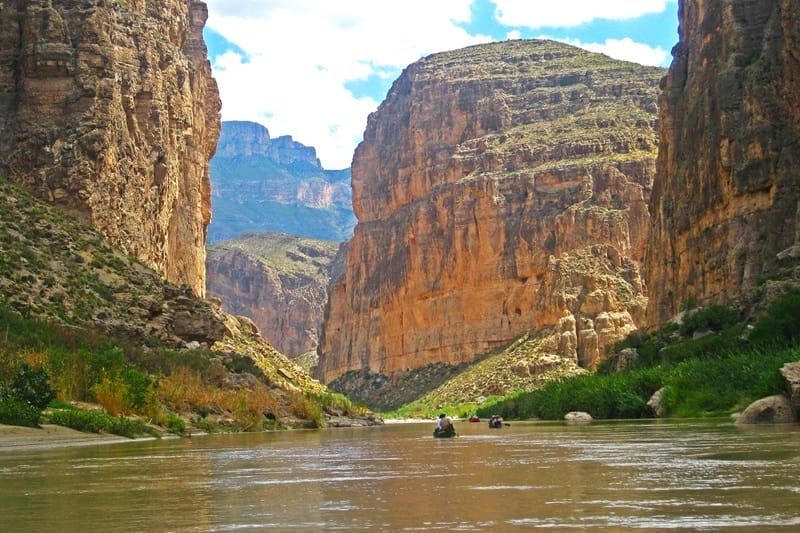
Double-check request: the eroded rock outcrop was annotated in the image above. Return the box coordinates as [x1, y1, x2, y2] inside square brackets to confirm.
[318, 40, 663, 385]
[206, 233, 340, 357]
[646, 0, 800, 325]
[0, 0, 220, 296]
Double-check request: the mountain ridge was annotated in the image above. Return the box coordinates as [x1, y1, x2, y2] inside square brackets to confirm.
[209, 121, 355, 243]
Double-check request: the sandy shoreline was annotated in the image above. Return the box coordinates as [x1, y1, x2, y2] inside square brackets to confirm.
[0, 424, 147, 451]
[0, 417, 441, 452]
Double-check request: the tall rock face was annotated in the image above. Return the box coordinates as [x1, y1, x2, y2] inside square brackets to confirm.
[646, 0, 800, 325]
[317, 40, 663, 385]
[209, 121, 355, 243]
[206, 233, 341, 358]
[0, 0, 221, 296]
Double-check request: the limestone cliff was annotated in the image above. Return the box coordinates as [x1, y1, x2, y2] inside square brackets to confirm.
[0, 0, 220, 296]
[646, 0, 800, 325]
[206, 233, 340, 357]
[318, 40, 663, 385]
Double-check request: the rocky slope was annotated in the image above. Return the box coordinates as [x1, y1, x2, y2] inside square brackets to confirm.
[0, 0, 220, 296]
[0, 178, 323, 399]
[318, 40, 664, 390]
[206, 233, 341, 358]
[646, 0, 800, 325]
[209, 121, 355, 243]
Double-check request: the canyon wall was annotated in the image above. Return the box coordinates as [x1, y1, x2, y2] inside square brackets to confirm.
[0, 0, 220, 296]
[206, 233, 340, 357]
[317, 40, 664, 385]
[646, 0, 800, 325]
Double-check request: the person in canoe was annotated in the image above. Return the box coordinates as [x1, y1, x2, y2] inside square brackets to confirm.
[433, 413, 456, 438]
[488, 415, 504, 428]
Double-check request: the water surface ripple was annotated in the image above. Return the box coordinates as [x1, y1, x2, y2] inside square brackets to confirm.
[1, 420, 799, 531]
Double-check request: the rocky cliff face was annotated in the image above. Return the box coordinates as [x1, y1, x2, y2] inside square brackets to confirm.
[209, 121, 355, 243]
[0, 0, 220, 296]
[317, 40, 663, 385]
[646, 0, 800, 325]
[206, 233, 340, 357]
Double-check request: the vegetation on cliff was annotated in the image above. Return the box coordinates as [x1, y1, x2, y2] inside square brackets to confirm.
[0, 177, 364, 433]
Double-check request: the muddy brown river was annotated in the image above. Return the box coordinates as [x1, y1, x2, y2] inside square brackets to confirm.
[1, 419, 799, 531]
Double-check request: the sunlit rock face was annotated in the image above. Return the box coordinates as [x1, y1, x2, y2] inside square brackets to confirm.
[317, 40, 664, 385]
[646, 0, 800, 325]
[0, 0, 220, 296]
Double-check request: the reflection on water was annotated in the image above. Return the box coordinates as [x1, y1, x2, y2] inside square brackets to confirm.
[1, 420, 800, 531]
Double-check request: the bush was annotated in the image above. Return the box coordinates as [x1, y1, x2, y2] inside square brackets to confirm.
[91, 367, 152, 416]
[165, 413, 186, 435]
[0, 396, 41, 427]
[7, 361, 55, 409]
[47, 408, 155, 438]
[679, 305, 739, 336]
[749, 289, 800, 347]
[48, 408, 109, 433]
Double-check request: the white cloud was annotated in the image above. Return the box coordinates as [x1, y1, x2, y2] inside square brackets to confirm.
[558, 37, 670, 67]
[491, 0, 677, 28]
[204, 0, 488, 169]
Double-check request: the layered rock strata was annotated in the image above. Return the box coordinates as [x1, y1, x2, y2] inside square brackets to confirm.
[206, 233, 340, 357]
[209, 121, 354, 243]
[317, 40, 663, 385]
[0, 0, 220, 296]
[646, 0, 800, 325]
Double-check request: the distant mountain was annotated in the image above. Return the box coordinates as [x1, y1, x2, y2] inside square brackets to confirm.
[206, 232, 343, 361]
[208, 121, 356, 243]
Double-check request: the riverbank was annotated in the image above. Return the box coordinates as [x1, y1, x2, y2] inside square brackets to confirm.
[0, 424, 151, 451]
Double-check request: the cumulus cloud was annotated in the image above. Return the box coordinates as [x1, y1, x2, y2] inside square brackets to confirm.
[491, 0, 677, 28]
[204, 0, 488, 169]
[557, 37, 670, 67]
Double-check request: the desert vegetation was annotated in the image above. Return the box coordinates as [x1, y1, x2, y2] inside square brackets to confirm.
[476, 290, 800, 420]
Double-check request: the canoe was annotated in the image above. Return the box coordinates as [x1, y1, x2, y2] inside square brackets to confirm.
[433, 426, 456, 438]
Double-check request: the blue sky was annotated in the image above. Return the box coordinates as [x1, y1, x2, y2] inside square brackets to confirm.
[204, 0, 679, 169]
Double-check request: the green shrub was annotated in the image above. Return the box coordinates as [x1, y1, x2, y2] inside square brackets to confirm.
[91, 367, 152, 416]
[749, 289, 800, 347]
[48, 408, 110, 433]
[165, 413, 186, 435]
[0, 396, 42, 427]
[679, 305, 738, 336]
[8, 362, 55, 409]
[107, 417, 156, 439]
[47, 408, 155, 438]
[657, 326, 744, 364]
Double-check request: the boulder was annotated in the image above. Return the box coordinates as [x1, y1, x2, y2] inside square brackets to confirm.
[736, 395, 794, 425]
[781, 362, 800, 415]
[564, 411, 593, 424]
[647, 387, 666, 418]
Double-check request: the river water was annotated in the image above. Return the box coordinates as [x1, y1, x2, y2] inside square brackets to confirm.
[1, 420, 799, 531]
